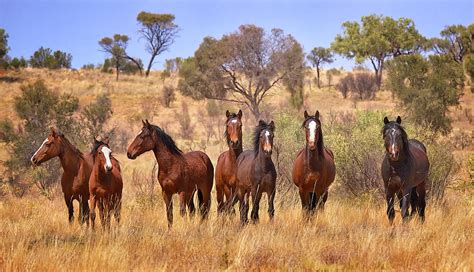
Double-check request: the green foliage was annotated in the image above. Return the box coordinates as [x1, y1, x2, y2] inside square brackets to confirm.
[331, 14, 425, 89]
[161, 85, 176, 108]
[386, 54, 464, 134]
[326, 68, 341, 89]
[81, 63, 96, 70]
[430, 24, 474, 63]
[0, 28, 8, 60]
[9, 57, 27, 70]
[99, 34, 136, 80]
[336, 72, 377, 99]
[80, 93, 113, 140]
[29, 47, 72, 69]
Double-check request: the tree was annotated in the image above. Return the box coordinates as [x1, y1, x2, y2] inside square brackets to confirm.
[99, 34, 142, 80]
[430, 24, 474, 63]
[0, 28, 8, 61]
[326, 68, 341, 90]
[29, 47, 72, 69]
[137, 12, 179, 77]
[9, 57, 27, 70]
[386, 54, 464, 134]
[332, 15, 425, 90]
[178, 25, 305, 120]
[307, 47, 334, 88]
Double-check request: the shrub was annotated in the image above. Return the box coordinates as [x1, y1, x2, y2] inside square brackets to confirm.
[336, 72, 377, 100]
[161, 85, 176, 108]
[177, 101, 194, 140]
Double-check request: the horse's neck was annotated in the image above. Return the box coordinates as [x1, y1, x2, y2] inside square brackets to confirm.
[255, 150, 272, 170]
[152, 141, 183, 172]
[58, 144, 82, 174]
[306, 145, 322, 169]
[228, 144, 242, 161]
[389, 150, 411, 171]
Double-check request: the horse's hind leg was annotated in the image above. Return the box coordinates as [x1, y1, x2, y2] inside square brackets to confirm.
[90, 196, 97, 230]
[178, 191, 187, 218]
[416, 182, 426, 222]
[216, 184, 225, 214]
[250, 187, 263, 224]
[410, 187, 419, 216]
[198, 188, 211, 220]
[186, 191, 196, 217]
[239, 191, 249, 225]
[80, 197, 90, 227]
[319, 191, 328, 210]
[114, 196, 122, 226]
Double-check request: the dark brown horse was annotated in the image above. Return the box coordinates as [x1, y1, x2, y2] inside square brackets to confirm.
[381, 116, 429, 223]
[127, 120, 214, 228]
[31, 128, 92, 225]
[292, 110, 335, 217]
[233, 120, 276, 225]
[89, 138, 123, 230]
[215, 110, 243, 214]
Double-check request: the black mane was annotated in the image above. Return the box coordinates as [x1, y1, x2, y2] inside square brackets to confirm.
[253, 121, 273, 153]
[58, 133, 83, 158]
[382, 122, 410, 153]
[151, 124, 182, 156]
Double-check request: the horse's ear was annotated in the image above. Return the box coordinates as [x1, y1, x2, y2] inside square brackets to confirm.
[237, 109, 242, 119]
[258, 120, 266, 126]
[304, 110, 309, 119]
[396, 116, 402, 124]
[315, 110, 320, 119]
[269, 121, 275, 131]
[145, 119, 151, 128]
[50, 127, 57, 137]
[384, 116, 390, 124]
[226, 110, 230, 118]
[141, 119, 146, 127]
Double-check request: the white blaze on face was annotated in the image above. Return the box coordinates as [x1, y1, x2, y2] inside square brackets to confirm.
[308, 120, 317, 143]
[31, 138, 49, 162]
[231, 119, 238, 124]
[264, 130, 272, 152]
[101, 146, 113, 171]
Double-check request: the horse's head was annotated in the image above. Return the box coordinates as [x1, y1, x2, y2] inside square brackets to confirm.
[255, 120, 275, 157]
[302, 110, 322, 151]
[225, 109, 243, 150]
[31, 127, 63, 166]
[383, 116, 407, 162]
[92, 138, 113, 173]
[127, 120, 156, 160]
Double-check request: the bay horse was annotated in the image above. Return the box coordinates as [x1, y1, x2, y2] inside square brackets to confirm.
[292, 110, 335, 218]
[381, 116, 429, 223]
[215, 110, 243, 214]
[233, 120, 276, 225]
[127, 120, 214, 228]
[31, 127, 92, 225]
[89, 138, 123, 230]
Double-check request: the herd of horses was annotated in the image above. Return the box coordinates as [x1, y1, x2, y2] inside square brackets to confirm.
[30, 110, 430, 230]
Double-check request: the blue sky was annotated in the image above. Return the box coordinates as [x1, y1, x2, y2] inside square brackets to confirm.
[1, 0, 473, 70]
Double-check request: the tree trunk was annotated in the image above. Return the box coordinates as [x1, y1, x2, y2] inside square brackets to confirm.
[250, 101, 261, 122]
[116, 65, 119, 81]
[316, 66, 321, 89]
[126, 56, 143, 76]
[145, 53, 157, 77]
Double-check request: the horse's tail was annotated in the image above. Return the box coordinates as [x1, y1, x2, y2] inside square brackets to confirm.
[197, 189, 204, 206]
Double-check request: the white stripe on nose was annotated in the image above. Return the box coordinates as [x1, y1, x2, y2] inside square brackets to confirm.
[101, 146, 113, 171]
[308, 121, 317, 143]
[31, 138, 49, 162]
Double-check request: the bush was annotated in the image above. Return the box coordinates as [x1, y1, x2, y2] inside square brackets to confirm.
[336, 72, 377, 100]
[177, 101, 194, 140]
[29, 47, 72, 69]
[161, 85, 176, 108]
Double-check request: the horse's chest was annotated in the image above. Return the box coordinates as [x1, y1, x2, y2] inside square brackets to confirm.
[304, 172, 321, 186]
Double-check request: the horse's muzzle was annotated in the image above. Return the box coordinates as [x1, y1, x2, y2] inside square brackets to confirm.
[127, 152, 135, 160]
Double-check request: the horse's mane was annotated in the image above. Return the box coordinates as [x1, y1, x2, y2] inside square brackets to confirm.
[90, 139, 108, 158]
[224, 112, 239, 141]
[56, 132, 83, 158]
[253, 121, 273, 153]
[150, 124, 183, 156]
[302, 116, 325, 157]
[382, 122, 410, 153]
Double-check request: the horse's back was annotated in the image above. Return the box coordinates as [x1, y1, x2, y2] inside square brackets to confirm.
[409, 139, 427, 154]
[184, 151, 214, 187]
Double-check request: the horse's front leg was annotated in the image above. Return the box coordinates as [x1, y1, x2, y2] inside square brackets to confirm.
[90, 195, 97, 231]
[64, 195, 74, 224]
[239, 190, 249, 225]
[400, 188, 411, 223]
[250, 186, 263, 224]
[162, 191, 173, 229]
[179, 191, 187, 218]
[299, 188, 310, 221]
[386, 190, 395, 224]
[267, 187, 276, 221]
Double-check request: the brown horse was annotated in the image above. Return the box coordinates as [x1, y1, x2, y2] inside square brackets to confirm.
[31, 128, 92, 225]
[127, 120, 214, 228]
[292, 110, 335, 218]
[89, 138, 123, 230]
[381, 116, 429, 223]
[215, 110, 243, 214]
[233, 120, 276, 225]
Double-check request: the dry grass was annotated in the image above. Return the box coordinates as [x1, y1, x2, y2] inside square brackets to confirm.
[0, 69, 473, 270]
[0, 190, 472, 270]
